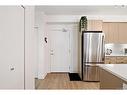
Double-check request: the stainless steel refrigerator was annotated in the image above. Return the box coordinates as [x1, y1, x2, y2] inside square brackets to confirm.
[82, 31, 105, 81]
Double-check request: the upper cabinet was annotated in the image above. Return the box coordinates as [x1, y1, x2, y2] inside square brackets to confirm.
[118, 23, 127, 43]
[87, 20, 103, 31]
[87, 21, 127, 44]
[103, 22, 119, 43]
[103, 22, 127, 44]
[102, 23, 109, 43]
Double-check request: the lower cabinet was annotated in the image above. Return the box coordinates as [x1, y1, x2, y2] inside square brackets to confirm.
[100, 68, 127, 89]
[105, 56, 127, 64]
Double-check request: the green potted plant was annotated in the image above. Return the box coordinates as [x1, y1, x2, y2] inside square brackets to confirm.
[79, 16, 87, 32]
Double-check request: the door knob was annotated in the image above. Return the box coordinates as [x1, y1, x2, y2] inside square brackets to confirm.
[50, 53, 54, 55]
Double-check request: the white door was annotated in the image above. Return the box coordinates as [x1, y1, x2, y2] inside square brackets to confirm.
[0, 6, 24, 89]
[50, 29, 70, 72]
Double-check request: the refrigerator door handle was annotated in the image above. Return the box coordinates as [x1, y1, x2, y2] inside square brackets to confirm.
[102, 34, 105, 62]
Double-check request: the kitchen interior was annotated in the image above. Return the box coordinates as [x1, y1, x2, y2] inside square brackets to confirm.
[35, 6, 127, 90]
[0, 5, 126, 90]
[1, 2, 127, 95]
[1, 4, 127, 91]
[36, 6, 127, 89]
[0, 5, 127, 90]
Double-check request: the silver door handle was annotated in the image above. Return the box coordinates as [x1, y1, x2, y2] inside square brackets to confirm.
[50, 53, 54, 55]
[102, 35, 105, 62]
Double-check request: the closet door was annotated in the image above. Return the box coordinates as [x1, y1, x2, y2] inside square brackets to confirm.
[0, 6, 24, 89]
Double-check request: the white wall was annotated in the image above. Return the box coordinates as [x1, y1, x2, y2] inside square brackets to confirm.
[35, 11, 48, 79]
[34, 27, 39, 78]
[25, 6, 35, 89]
[0, 6, 24, 89]
[0, 6, 35, 89]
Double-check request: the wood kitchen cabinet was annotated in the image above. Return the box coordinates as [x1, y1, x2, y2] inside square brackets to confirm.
[118, 23, 127, 43]
[105, 56, 127, 64]
[102, 22, 119, 43]
[108, 23, 119, 43]
[87, 20, 103, 31]
[102, 23, 109, 43]
[102, 22, 127, 44]
[100, 68, 124, 89]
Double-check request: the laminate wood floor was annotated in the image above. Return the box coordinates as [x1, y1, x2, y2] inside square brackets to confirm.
[35, 73, 100, 89]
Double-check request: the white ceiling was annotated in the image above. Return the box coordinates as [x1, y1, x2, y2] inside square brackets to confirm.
[35, 6, 127, 15]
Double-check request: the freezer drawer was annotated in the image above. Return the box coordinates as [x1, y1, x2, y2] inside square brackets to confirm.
[83, 65, 100, 81]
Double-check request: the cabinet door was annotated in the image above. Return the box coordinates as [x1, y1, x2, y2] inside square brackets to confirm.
[0, 6, 24, 89]
[118, 23, 127, 44]
[87, 20, 102, 31]
[102, 22, 119, 43]
[108, 23, 119, 43]
[100, 68, 123, 89]
[102, 23, 109, 43]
